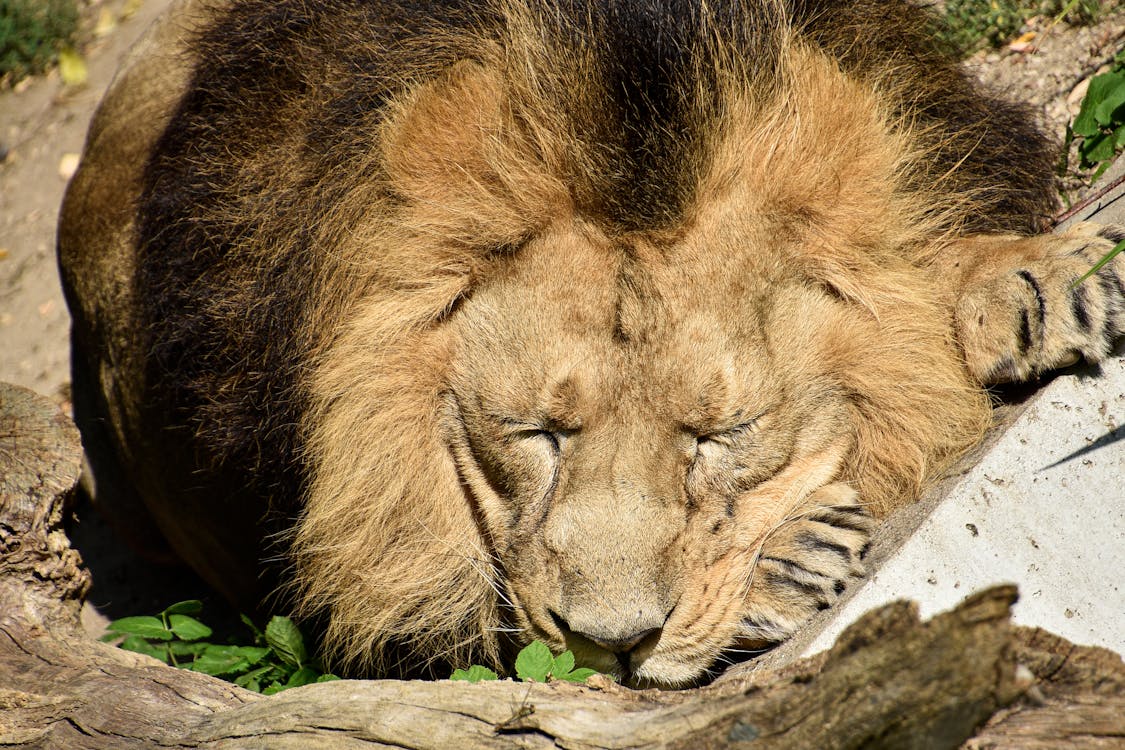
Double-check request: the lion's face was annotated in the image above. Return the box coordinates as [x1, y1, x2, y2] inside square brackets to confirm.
[446, 210, 858, 685]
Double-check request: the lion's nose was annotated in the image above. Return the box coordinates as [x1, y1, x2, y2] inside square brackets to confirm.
[585, 626, 661, 653]
[550, 609, 666, 654]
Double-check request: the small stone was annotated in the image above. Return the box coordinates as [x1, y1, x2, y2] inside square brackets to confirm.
[58, 153, 81, 180]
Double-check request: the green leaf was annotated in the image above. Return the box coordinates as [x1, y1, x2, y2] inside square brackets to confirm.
[1075, 71, 1125, 136]
[1095, 79, 1125, 128]
[450, 665, 499, 683]
[265, 616, 307, 668]
[514, 641, 553, 682]
[235, 646, 271, 665]
[190, 645, 260, 676]
[190, 654, 247, 676]
[551, 650, 575, 678]
[1092, 160, 1113, 182]
[166, 640, 209, 657]
[557, 667, 597, 683]
[285, 667, 321, 688]
[1079, 132, 1116, 168]
[168, 614, 213, 642]
[257, 668, 323, 694]
[315, 674, 342, 683]
[105, 616, 174, 641]
[162, 600, 203, 616]
[119, 635, 168, 662]
[234, 666, 274, 692]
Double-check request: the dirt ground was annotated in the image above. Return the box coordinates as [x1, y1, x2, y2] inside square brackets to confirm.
[2, 0, 1124, 635]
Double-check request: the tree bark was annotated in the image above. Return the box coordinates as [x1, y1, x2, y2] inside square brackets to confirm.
[0, 382, 88, 630]
[1, 381, 1122, 749]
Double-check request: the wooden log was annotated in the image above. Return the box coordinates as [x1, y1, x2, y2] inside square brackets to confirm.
[0, 383, 253, 747]
[0, 383, 88, 631]
[1, 383, 1122, 748]
[964, 628, 1125, 750]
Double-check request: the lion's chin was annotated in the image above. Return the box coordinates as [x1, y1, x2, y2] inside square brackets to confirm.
[563, 637, 711, 689]
[628, 654, 710, 690]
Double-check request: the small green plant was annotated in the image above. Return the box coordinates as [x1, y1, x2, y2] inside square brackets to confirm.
[101, 600, 339, 694]
[1068, 52, 1125, 182]
[1060, 36, 1125, 282]
[939, 0, 1030, 53]
[450, 664, 501, 682]
[450, 641, 598, 684]
[937, 0, 1100, 56]
[0, 0, 80, 82]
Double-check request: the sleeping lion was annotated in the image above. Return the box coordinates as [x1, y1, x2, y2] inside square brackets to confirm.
[60, 0, 1125, 686]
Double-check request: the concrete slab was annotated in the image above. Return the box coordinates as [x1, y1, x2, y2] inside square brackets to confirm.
[805, 345, 1124, 656]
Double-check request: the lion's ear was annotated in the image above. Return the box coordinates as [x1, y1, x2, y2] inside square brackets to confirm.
[380, 60, 568, 249]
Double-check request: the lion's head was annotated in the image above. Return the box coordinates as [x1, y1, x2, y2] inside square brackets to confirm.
[445, 222, 865, 684]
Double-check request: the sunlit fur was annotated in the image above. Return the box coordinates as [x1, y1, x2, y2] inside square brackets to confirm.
[63, 0, 1124, 687]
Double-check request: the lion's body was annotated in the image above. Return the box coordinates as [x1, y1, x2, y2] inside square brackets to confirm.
[60, 0, 1125, 685]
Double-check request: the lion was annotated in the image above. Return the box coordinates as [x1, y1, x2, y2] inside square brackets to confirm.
[59, 0, 1125, 687]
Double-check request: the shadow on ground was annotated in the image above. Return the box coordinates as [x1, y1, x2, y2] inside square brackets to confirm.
[67, 490, 243, 635]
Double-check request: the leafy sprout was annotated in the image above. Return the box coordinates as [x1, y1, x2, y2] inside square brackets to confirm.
[1068, 55, 1125, 182]
[101, 601, 339, 694]
[451, 640, 598, 684]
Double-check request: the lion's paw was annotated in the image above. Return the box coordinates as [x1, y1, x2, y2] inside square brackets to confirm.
[737, 483, 875, 646]
[956, 223, 1125, 384]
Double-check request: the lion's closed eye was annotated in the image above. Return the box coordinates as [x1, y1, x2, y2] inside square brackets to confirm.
[504, 424, 566, 451]
[695, 416, 765, 457]
[688, 409, 796, 493]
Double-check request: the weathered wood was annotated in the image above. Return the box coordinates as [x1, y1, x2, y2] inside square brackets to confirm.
[0, 584, 1021, 749]
[1, 382, 1122, 749]
[0, 383, 89, 631]
[963, 628, 1125, 750]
